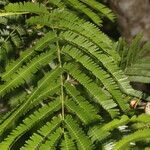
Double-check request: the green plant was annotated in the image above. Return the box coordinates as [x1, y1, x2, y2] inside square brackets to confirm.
[116, 34, 150, 100]
[0, 0, 45, 73]
[116, 34, 150, 84]
[0, 1, 149, 149]
[0, 0, 31, 72]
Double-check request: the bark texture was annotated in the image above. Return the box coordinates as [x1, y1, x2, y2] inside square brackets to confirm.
[110, 0, 150, 42]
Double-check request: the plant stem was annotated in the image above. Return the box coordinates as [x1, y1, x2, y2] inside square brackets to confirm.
[56, 35, 64, 120]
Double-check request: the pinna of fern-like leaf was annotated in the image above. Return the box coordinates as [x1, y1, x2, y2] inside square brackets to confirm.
[0, 67, 63, 136]
[2, 31, 57, 81]
[0, 49, 56, 97]
[21, 116, 62, 150]
[0, 99, 61, 149]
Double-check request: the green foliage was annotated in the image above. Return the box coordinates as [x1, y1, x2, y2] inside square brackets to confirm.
[0, 1, 149, 149]
[2, 31, 57, 81]
[5, 2, 49, 14]
[116, 34, 150, 84]
[0, 1, 32, 72]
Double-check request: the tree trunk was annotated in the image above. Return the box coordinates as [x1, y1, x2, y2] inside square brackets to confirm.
[110, 0, 150, 42]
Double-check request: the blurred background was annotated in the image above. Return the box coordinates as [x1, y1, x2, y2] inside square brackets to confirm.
[101, 0, 150, 95]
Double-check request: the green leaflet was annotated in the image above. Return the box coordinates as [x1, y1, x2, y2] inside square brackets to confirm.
[126, 57, 150, 83]
[60, 31, 140, 97]
[117, 34, 150, 84]
[0, 49, 56, 97]
[65, 83, 100, 119]
[65, 115, 94, 150]
[0, 67, 63, 135]
[61, 133, 76, 150]
[48, 0, 114, 24]
[49, 0, 65, 8]
[40, 128, 63, 150]
[65, 0, 102, 26]
[21, 116, 62, 150]
[131, 114, 150, 123]
[64, 63, 119, 118]
[2, 31, 56, 81]
[0, 100, 61, 149]
[113, 129, 150, 150]
[0, 1, 148, 149]
[63, 45, 129, 112]
[79, 0, 115, 21]
[89, 115, 129, 142]
[5, 2, 49, 14]
[65, 99, 99, 125]
[27, 10, 117, 58]
[0, 16, 27, 70]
